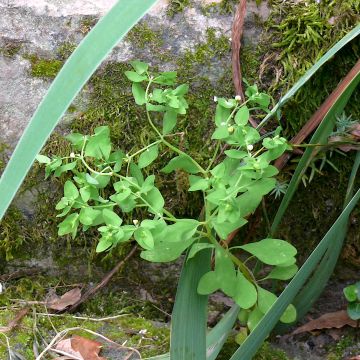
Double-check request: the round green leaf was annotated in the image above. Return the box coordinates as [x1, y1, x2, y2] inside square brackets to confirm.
[138, 144, 159, 169]
[266, 264, 298, 280]
[197, 271, 219, 295]
[102, 209, 122, 227]
[64, 180, 79, 200]
[280, 304, 297, 323]
[134, 227, 154, 250]
[239, 238, 297, 266]
[347, 302, 360, 320]
[257, 287, 277, 314]
[343, 284, 359, 302]
[235, 106, 250, 125]
[233, 273, 257, 309]
[79, 207, 101, 226]
[247, 306, 264, 332]
[96, 239, 113, 253]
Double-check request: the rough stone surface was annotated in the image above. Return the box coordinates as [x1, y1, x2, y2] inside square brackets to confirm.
[0, 0, 268, 145]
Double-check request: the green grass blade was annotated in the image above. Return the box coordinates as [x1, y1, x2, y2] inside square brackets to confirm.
[258, 24, 360, 129]
[271, 67, 360, 235]
[146, 305, 239, 360]
[0, 0, 158, 220]
[170, 247, 211, 360]
[206, 305, 240, 360]
[229, 188, 360, 360]
[288, 150, 360, 321]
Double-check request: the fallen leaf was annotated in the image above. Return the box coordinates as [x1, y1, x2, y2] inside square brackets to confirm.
[54, 336, 106, 360]
[46, 288, 82, 311]
[0, 307, 29, 333]
[72, 336, 106, 360]
[292, 310, 357, 335]
[348, 356, 360, 360]
[54, 338, 82, 359]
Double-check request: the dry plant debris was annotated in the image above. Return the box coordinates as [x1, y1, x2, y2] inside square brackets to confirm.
[53, 335, 106, 360]
[46, 288, 82, 311]
[292, 310, 358, 335]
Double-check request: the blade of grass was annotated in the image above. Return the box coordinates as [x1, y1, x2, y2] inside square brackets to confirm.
[206, 305, 240, 360]
[289, 150, 360, 321]
[257, 24, 360, 129]
[145, 305, 239, 360]
[229, 188, 360, 360]
[170, 246, 211, 360]
[271, 65, 360, 235]
[275, 58, 360, 170]
[0, 0, 158, 220]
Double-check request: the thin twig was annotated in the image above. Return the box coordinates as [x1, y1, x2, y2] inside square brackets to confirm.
[35, 312, 130, 322]
[66, 245, 137, 313]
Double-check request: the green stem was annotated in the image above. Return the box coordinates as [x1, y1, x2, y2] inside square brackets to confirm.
[161, 137, 207, 175]
[206, 141, 221, 172]
[128, 140, 162, 160]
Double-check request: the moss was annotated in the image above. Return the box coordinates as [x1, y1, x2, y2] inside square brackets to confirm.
[167, 0, 191, 17]
[0, 274, 170, 359]
[261, 0, 360, 136]
[327, 334, 358, 360]
[25, 55, 63, 78]
[56, 41, 77, 61]
[217, 334, 289, 360]
[126, 21, 164, 50]
[0, 41, 22, 58]
[0, 207, 25, 263]
[79, 16, 98, 34]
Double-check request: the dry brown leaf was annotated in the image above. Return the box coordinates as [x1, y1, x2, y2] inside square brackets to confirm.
[0, 307, 29, 333]
[292, 310, 357, 335]
[72, 336, 106, 360]
[348, 356, 360, 360]
[54, 338, 83, 359]
[46, 288, 82, 311]
[54, 336, 106, 360]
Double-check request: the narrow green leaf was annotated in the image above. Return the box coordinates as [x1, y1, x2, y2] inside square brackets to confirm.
[0, 0, 159, 221]
[229, 189, 360, 360]
[170, 241, 211, 360]
[271, 63, 360, 234]
[258, 24, 360, 128]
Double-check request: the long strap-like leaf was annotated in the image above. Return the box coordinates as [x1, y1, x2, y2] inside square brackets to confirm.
[0, 0, 158, 220]
[146, 305, 239, 360]
[271, 65, 360, 234]
[170, 248, 211, 360]
[290, 151, 360, 321]
[229, 188, 360, 360]
[257, 24, 360, 129]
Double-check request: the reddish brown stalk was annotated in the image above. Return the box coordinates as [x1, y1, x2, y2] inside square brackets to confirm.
[275, 57, 360, 171]
[231, 0, 262, 130]
[66, 246, 137, 313]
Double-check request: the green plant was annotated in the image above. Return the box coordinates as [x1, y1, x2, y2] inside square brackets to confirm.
[37, 61, 298, 338]
[344, 281, 360, 321]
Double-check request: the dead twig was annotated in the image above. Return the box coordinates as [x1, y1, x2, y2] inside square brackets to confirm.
[274, 58, 360, 170]
[0, 307, 29, 333]
[66, 245, 138, 313]
[0, 268, 42, 282]
[231, 0, 264, 132]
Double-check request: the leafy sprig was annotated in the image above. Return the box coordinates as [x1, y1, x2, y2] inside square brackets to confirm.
[37, 60, 298, 335]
